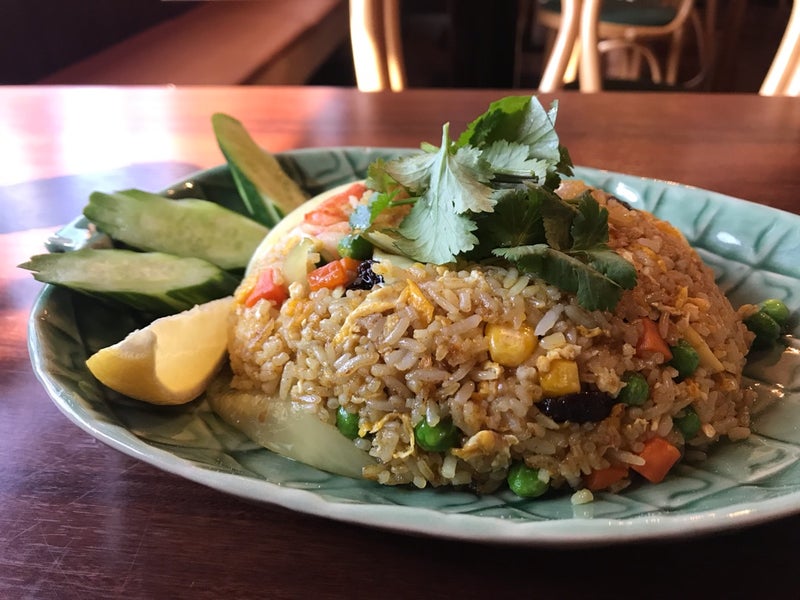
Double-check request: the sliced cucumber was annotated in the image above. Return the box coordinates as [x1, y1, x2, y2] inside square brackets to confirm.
[207, 371, 374, 479]
[20, 249, 238, 315]
[84, 189, 269, 271]
[212, 113, 307, 228]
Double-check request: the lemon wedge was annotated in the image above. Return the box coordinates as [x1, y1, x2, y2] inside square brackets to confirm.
[86, 296, 233, 405]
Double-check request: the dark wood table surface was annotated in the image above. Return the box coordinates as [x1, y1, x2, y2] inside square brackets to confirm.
[2, 86, 800, 599]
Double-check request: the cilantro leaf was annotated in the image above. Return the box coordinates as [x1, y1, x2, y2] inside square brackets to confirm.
[396, 192, 479, 264]
[556, 145, 574, 177]
[481, 140, 550, 181]
[379, 123, 495, 263]
[495, 191, 637, 311]
[386, 124, 494, 213]
[456, 96, 531, 147]
[495, 244, 632, 312]
[365, 159, 398, 193]
[540, 189, 578, 250]
[583, 248, 638, 289]
[447, 145, 496, 213]
[467, 188, 546, 260]
[383, 149, 438, 193]
[455, 95, 568, 188]
[570, 192, 608, 250]
[457, 96, 559, 162]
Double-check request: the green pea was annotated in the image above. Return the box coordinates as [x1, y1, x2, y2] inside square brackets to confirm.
[507, 462, 549, 498]
[617, 371, 649, 406]
[760, 299, 789, 328]
[337, 234, 373, 260]
[745, 310, 781, 349]
[336, 406, 360, 439]
[414, 417, 460, 452]
[675, 406, 701, 439]
[669, 339, 700, 380]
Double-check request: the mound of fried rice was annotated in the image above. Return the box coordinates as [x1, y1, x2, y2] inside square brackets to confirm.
[225, 182, 755, 494]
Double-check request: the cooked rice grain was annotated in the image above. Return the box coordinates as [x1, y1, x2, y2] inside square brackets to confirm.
[228, 192, 755, 494]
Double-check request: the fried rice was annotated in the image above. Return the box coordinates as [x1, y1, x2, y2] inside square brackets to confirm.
[223, 181, 755, 496]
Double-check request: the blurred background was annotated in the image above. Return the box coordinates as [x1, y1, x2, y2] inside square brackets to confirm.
[0, 0, 792, 93]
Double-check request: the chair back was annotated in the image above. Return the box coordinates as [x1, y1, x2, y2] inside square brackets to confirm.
[538, 0, 701, 92]
[578, 0, 699, 91]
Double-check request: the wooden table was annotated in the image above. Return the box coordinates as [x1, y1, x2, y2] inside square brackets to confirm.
[2, 86, 800, 598]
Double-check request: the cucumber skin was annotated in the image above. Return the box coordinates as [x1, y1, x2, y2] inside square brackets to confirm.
[20, 249, 238, 316]
[212, 113, 307, 228]
[84, 190, 268, 271]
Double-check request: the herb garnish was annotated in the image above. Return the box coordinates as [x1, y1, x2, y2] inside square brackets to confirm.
[352, 95, 637, 311]
[495, 191, 637, 311]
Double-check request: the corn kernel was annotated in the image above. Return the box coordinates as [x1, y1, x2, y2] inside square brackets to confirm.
[486, 323, 538, 367]
[540, 358, 581, 396]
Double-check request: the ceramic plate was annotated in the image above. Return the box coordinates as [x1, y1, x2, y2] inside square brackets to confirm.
[29, 148, 800, 547]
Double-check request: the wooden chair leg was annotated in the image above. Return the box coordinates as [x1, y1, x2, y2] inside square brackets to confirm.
[539, 0, 582, 92]
[761, 0, 800, 96]
[665, 26, 686, 85]
[383, 0, 405, 90]
[640, 44, 664, 83]
[598, 39, 663, 83]
[349, 0, 405, 92]
[628, 47, 643, 80]
[579, 0, 603, 92]
[350, 0, 389, 91]
[564, 40, 581, 83]
[682, 8, 710, 89]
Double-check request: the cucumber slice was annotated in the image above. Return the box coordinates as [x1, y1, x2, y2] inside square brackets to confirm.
[84, 190, 269, 271]
[207, 370, 374, 479]
[212, 112, 307, 227]
[20, 249, 238, 316]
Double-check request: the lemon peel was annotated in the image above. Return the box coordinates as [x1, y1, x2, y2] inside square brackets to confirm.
[86, 296, 233, 405]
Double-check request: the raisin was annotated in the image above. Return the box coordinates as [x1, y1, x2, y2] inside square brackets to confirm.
[538, 391, 616, 424]
[348, 259, 383, 291]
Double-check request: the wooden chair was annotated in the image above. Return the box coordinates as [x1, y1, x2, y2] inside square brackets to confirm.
[760, 0, 800, 96]
[349, 0, 406, 91]
[537, 0, 706, 91]
[537, 0, 583, 91]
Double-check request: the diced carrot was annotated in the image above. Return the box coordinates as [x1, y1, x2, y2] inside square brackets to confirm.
[636, 318, 673, 360]
[303, 182, 367, 227]
[631, 437, 681, 483]
[307, 257, 361, 291]
[244, 268, 287, 308]
[584, 465, 629, 491]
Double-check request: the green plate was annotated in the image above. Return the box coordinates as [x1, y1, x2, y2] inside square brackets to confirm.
[29, 148, 800, 547]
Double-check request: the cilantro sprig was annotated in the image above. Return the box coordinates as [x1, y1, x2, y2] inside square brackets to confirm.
[495, 191, 637, 311]
[389, 123, 495, 263]
[352, 95, 637, 311]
